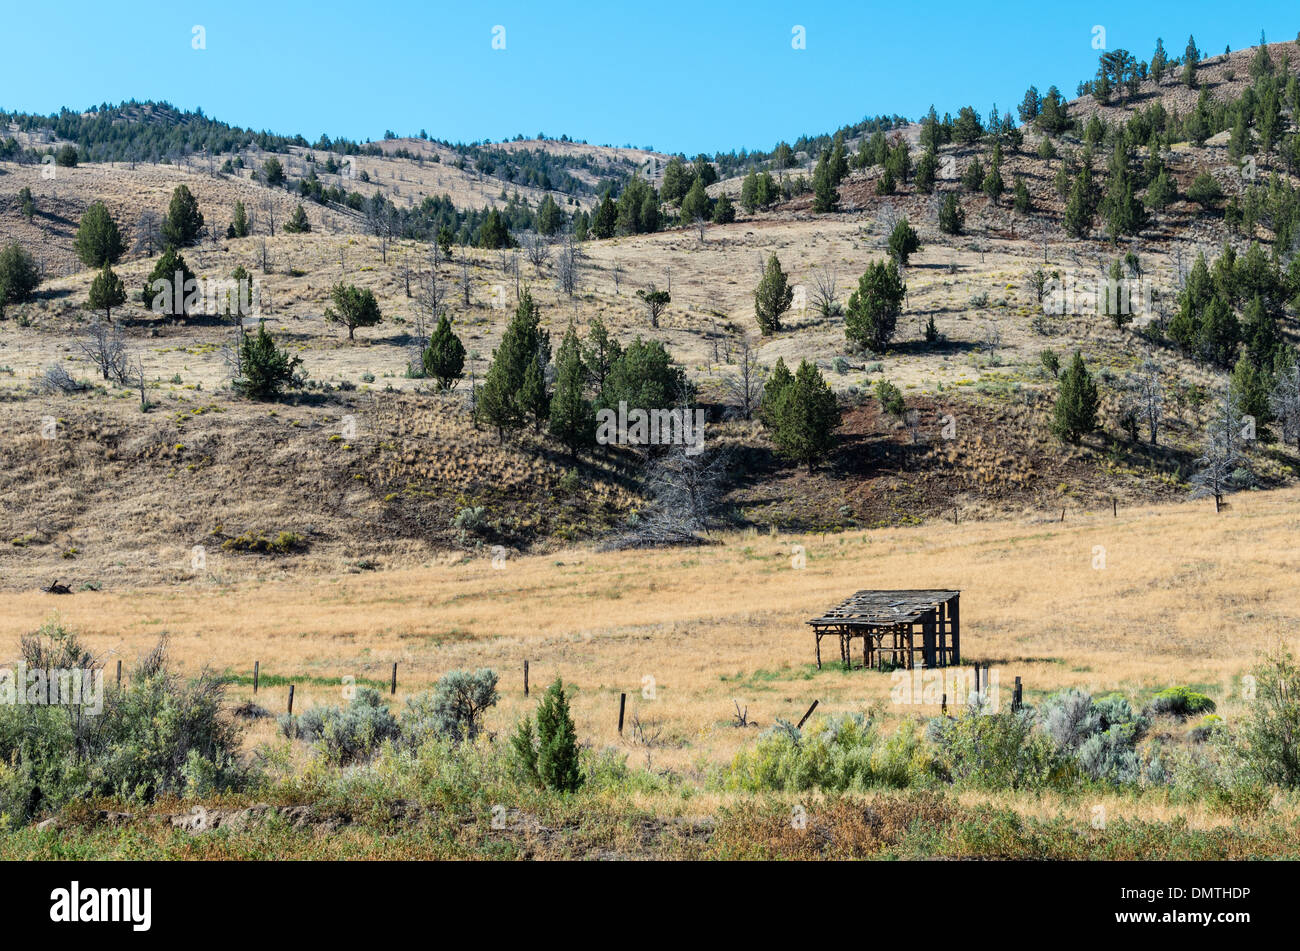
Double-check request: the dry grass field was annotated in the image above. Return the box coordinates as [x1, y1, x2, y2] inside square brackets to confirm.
[3, 482, 1295, 793]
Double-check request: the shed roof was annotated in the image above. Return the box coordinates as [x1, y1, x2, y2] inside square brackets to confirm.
[807, 589, 959, 627]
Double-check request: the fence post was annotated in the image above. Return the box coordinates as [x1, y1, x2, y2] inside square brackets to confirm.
[391, 663, 397, 696]
[797, 699, 819, 729]
[524, 660, 529, 696]
[116, 659, 122, 689]
[1013, 676, 1023, 712]
[253, 660, 260, 694]
[287, 684, 295, 715]
[972, 662, 980, 694]
[618, 693, 626, 734]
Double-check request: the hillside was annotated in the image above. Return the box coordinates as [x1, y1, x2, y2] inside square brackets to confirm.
[3, 35, 1300, 591]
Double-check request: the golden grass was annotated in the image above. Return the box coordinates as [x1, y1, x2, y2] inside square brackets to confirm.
[2, 484, 1296, 781]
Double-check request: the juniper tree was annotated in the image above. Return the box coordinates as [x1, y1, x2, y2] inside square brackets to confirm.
[812, 150, 838, 213]
[74, 202, 125, 267]
[887, 218, 922, 267]
[636, 284, 671, 328]
[765, 359, 842, 472]
[938, 193, 964, 235]
[141, 246, 194, 320]
[282, 204, 311, 233]
[548, 325, 594, 453]
[479, 288, 550, 439]
[422, 312, 466, 390]
[845, 259, 906, 352]
[535, 678, 583, 792]
[233, 321, 302, 400]
[760, 356, 794, 428]
[754, 253, 794, 335]
[87, 261, 126, 322]
[227, 200, 250, 239]
[0, 241, 41, 308]
[161, 185, 204, 247]
[1051, 351, 1100, 443]
[324, 282, 382, 341]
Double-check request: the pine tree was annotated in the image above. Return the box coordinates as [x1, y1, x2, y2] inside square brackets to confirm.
[766, 359, 842, 472]
[87, 261, 126, 321]
[548, 325, 594, 452]
[161, 185, 204, 247]
[536, 194, 563, 235]
[535, 679, 583, 793]
[1144, 169, 1177, 212]
[845, 260, 906, 352]
[422, 312, 466, 390]
[1151, 38, 1168, 83]
[961, 156, 985, 192]
[74, 202, 125, 267]
[915, 147, 938, 194]
[754, 253, 794, 335]
[1051, 351, 1100, 443]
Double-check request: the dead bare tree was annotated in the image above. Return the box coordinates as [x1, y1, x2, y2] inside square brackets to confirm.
[1124, 356, 1164, 446]
[809, 266, 840, 317]
[133, 211, 162, 257]
[724, 338, 766, 419]
[458, 259, 473, 306]
[520, 231, 551, 274]
[554, 233, 580, 298]
[604, 445, 729, 549]
[416, 241, 445, 343]
[78, 320, 131, 384]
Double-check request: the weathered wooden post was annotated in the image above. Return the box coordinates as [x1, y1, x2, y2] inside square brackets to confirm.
[391, 663, 398, 696]
[523, 659, 530, 696]
[116, 659, 122, 689]
[287, 684, 295, 715]
[253, 660, 260, 694]
[1013, 676, 1023, 712]
[618, 693, 626, 734]
[972, 662, 980, 694]
[797, 699, 819, 729]
[941, 693, 948, 716]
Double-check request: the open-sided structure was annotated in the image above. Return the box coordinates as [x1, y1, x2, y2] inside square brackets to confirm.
[807, 589, 960, 670]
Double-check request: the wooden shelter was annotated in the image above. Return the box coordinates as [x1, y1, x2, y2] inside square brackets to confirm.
[807, 590, 960, 671]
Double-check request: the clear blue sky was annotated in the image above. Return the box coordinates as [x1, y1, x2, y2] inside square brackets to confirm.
[2, 1, 1295, 155]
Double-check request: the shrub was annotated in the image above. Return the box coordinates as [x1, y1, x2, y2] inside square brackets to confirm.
[874, 379, 905, 418]
[402, 669, 499, 746]
[928, 709, 1057, 790]
[280, 687, 399, 765]
[1146, 686, 1216, 718]
[0, 624, 246, 824]
[1239, 647, 1300, 788]
[727, 714, 931, 792]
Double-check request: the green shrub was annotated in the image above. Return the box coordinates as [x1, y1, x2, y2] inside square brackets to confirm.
[0, 624, 246, 824]
[928, 710, 1057, 790]
[726, 714, 931, 792]
[1146, 686, 1216, 718]
[1240, 647, 1300, 788]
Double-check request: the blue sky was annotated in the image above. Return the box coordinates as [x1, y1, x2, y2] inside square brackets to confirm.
[2, 1, 1295, 155]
